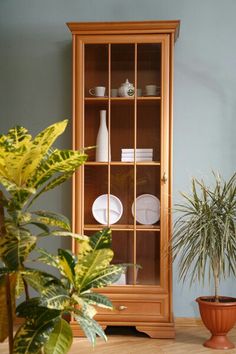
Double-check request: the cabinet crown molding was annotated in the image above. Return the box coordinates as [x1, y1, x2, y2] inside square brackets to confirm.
[67, 20, 180, 41]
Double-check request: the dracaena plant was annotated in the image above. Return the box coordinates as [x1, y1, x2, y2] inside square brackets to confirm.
[171, 173, 236, 301]
[0, 121, 125, 354]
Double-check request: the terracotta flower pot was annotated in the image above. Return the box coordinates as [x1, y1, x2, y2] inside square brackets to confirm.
[196, 296, 236, 349]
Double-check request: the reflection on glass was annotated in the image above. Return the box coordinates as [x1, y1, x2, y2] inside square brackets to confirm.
[84, 165, 108, 225]
[111, 231, 135, 285]
[137, 44, 161, 96]
[85, 44, 108, 97]
[136, 231, 160, 285]
[137, 101, 161, 161]
[110, 166, 134, 225]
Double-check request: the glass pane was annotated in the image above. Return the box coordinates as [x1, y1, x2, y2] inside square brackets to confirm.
[111, 230, 134, 285]
[136, 231, 160, 285]
[110, 165, 134, 226]
[137, 44, 161, 97]
[135, 166, 160, 227]
[137, 101, 161, 162]
[84, 165, 108, 225]
[111, 44, 135, 96]
[84, 44, 108, 97]
[110, 101, 134, 161]
[85, 104, 108, 161]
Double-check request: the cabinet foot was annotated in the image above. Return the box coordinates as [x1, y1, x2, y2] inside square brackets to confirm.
[136, 324, 175, 339]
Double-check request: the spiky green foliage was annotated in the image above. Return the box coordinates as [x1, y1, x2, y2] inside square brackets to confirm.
[172, 173, 236, 299]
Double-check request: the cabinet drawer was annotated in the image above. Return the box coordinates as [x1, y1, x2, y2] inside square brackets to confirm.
[96, 297, 168, 322]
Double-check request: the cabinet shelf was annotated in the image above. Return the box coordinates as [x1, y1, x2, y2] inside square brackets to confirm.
[85, 161, 161, 166]
[85, 97, 161, 104]
[84, 224, 161, 231]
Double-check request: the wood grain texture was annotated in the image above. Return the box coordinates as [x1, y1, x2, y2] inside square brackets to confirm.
[1, 325, 236, 353]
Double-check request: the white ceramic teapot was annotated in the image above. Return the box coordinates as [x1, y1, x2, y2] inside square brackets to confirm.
[118, 79, 135, 97]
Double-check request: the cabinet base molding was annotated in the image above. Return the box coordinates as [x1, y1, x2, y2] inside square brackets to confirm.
[136, 324, 175, 338]
[71, 321, 175, 338]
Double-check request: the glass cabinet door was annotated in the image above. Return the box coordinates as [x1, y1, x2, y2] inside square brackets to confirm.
[83, 40, 165, 287]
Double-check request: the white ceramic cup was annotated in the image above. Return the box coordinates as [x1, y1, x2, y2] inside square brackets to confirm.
[89, 86, 106, 97]
[111, 88, 118, 97]
[145, 84, 157, 96]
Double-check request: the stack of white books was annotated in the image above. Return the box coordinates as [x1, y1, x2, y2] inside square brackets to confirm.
[121, 148, 153, 162]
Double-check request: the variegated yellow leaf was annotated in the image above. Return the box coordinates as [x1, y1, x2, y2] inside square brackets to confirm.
[72, 294, 97, 318]
[28, 149, 87, 189]
[75, 248, 114, 290]
[20, 120, 68, 184]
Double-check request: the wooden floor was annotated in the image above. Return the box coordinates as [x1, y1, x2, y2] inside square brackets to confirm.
[1, 325, 236, 353]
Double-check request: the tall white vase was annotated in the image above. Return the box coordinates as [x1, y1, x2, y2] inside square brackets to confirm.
[96, 110, 110, 162]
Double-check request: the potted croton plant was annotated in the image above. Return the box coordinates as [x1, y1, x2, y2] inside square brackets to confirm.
[172, 173, 236, 349]
[0, 121, 125, 354]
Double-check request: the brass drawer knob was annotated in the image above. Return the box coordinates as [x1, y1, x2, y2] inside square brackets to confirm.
[118, 305, 127, 311]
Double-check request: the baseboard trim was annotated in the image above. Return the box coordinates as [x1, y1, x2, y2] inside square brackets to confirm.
[175, 317, 203, 327]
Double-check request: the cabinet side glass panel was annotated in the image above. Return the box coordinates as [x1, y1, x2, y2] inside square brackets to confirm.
[137, 44, 161, 96]
[84, 165, 108, 226]
[84, 44, 108, 97]
[136, 231, 160, 285]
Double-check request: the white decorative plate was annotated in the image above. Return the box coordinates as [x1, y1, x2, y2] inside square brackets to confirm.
[132, 194, 160, 225]
[92, 194, 123, 225]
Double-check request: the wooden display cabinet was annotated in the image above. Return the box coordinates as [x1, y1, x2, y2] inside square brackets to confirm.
[67, 20, 180, 338]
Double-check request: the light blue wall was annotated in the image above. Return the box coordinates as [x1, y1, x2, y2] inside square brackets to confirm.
[0, 0, 235, 317]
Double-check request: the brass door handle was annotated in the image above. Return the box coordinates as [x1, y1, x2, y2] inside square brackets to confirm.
[162, 172, 167, 184]
[118, 305, 127, 311]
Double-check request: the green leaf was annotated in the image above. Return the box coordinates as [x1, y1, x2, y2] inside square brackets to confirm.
[16, 272, 25, 298]
[58, 249, 76, 283]
[89, 228, 112, 250]
[13, 308, 60, 354]
[16, 298, 60, 319]
[0, 224, 36, 269]
[23, 270, 61, 293]
[82, 265, 125, 291]
[0, 177, 36, 196]
[29, 172, 73, 207]
[48, 230, 88, 241]
[31, 210, 71, 231]
[75, 247, 114, 290]
[29, 222, 50, 234]
[0, 126, 32, 184]
[39, 284, 71, 310]
[28, 149, 87, 189]
[44, 318, 73, 354]
[36, 248, 59, 268]
[20, 120, 68, 186]
[80, 292, 113, 309]
[74, 312, 107, 346]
